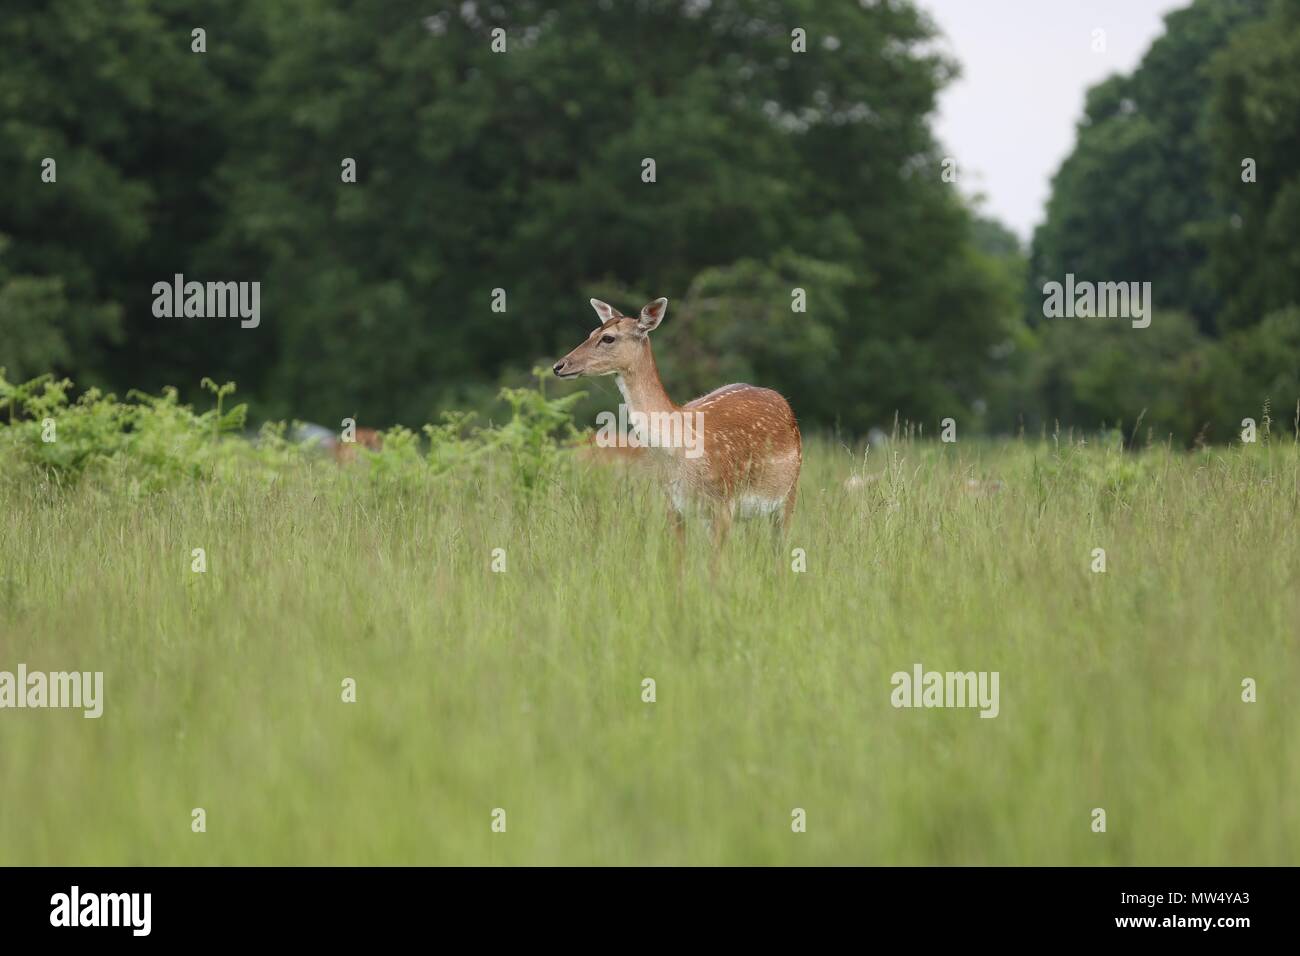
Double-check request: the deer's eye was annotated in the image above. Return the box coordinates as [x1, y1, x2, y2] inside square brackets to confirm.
[600, 334, 616, 344]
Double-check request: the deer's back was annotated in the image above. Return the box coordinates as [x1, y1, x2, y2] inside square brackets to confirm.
[680, 384, 801, 502]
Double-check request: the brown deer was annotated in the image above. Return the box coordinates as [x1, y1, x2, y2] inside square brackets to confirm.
[553, 297, 801, 546]
[332, 426, 383, 464]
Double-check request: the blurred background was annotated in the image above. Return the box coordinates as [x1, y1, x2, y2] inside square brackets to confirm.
[1, 0, 1297, 443]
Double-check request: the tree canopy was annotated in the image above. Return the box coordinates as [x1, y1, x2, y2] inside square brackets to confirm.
[1, 0, 1015, 433]
[1024, 0, 1300, 442]
[5, 0, 1298, 442]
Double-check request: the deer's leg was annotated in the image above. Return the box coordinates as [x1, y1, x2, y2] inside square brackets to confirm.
[763, 487, 795, 569]
[667, 499, 686, 551]
[768, 511, 786, 558]
[702, 502, 729, 582]
[780, 487, 797, 536]
[711, 501, 733, 550]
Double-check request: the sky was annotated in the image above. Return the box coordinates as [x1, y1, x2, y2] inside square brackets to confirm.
[922, 0, 1184, 241]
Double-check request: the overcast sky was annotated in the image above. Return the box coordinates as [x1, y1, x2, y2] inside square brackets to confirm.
[923, 0, 1184, 241]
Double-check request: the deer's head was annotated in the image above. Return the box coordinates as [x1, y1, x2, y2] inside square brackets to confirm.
[552, 298, 667, 379]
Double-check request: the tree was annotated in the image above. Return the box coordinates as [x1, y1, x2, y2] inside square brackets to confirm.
[1204, 0, 1300, 332]
[2, 0, 1017, 436]
[208, 0, 1013, 430]
[1023, 0, 1297, 442]
[1027, 0, 1270, 336]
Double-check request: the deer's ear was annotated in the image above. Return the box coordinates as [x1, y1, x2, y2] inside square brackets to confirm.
[638, 297, 668, 332]
[590, 298, 621, 326]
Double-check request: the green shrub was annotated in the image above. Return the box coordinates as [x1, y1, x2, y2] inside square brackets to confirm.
[0, 367, 588, 495]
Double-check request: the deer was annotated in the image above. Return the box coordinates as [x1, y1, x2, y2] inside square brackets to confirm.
[291, 423, 383, 464]
[553, 297, 801, 547]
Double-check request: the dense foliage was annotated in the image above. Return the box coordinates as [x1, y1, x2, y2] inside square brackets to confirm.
[2, 0, 1298, 442]
[0, 367, 585, 495]
[1026, 0, 1300, 442]
[0, 0, 1015, 434]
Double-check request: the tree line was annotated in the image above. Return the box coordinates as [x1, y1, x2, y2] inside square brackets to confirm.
[1, 0, 1297, 442]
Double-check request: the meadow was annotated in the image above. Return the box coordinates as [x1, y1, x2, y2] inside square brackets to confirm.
[1, 375, 1297, 865]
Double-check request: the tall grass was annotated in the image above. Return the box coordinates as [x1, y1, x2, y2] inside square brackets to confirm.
[1, 378, 1297, 863]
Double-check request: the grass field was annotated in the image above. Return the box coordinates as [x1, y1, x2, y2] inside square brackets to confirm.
[1, 433, 1298, 865]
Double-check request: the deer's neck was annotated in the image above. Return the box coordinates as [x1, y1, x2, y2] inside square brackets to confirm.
[615, 349, 676, 416]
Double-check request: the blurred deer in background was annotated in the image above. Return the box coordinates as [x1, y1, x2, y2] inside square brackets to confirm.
[293, 423, 383, 464]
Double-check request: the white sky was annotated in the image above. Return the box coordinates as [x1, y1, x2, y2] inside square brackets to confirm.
[923, 0, 1184, 241]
